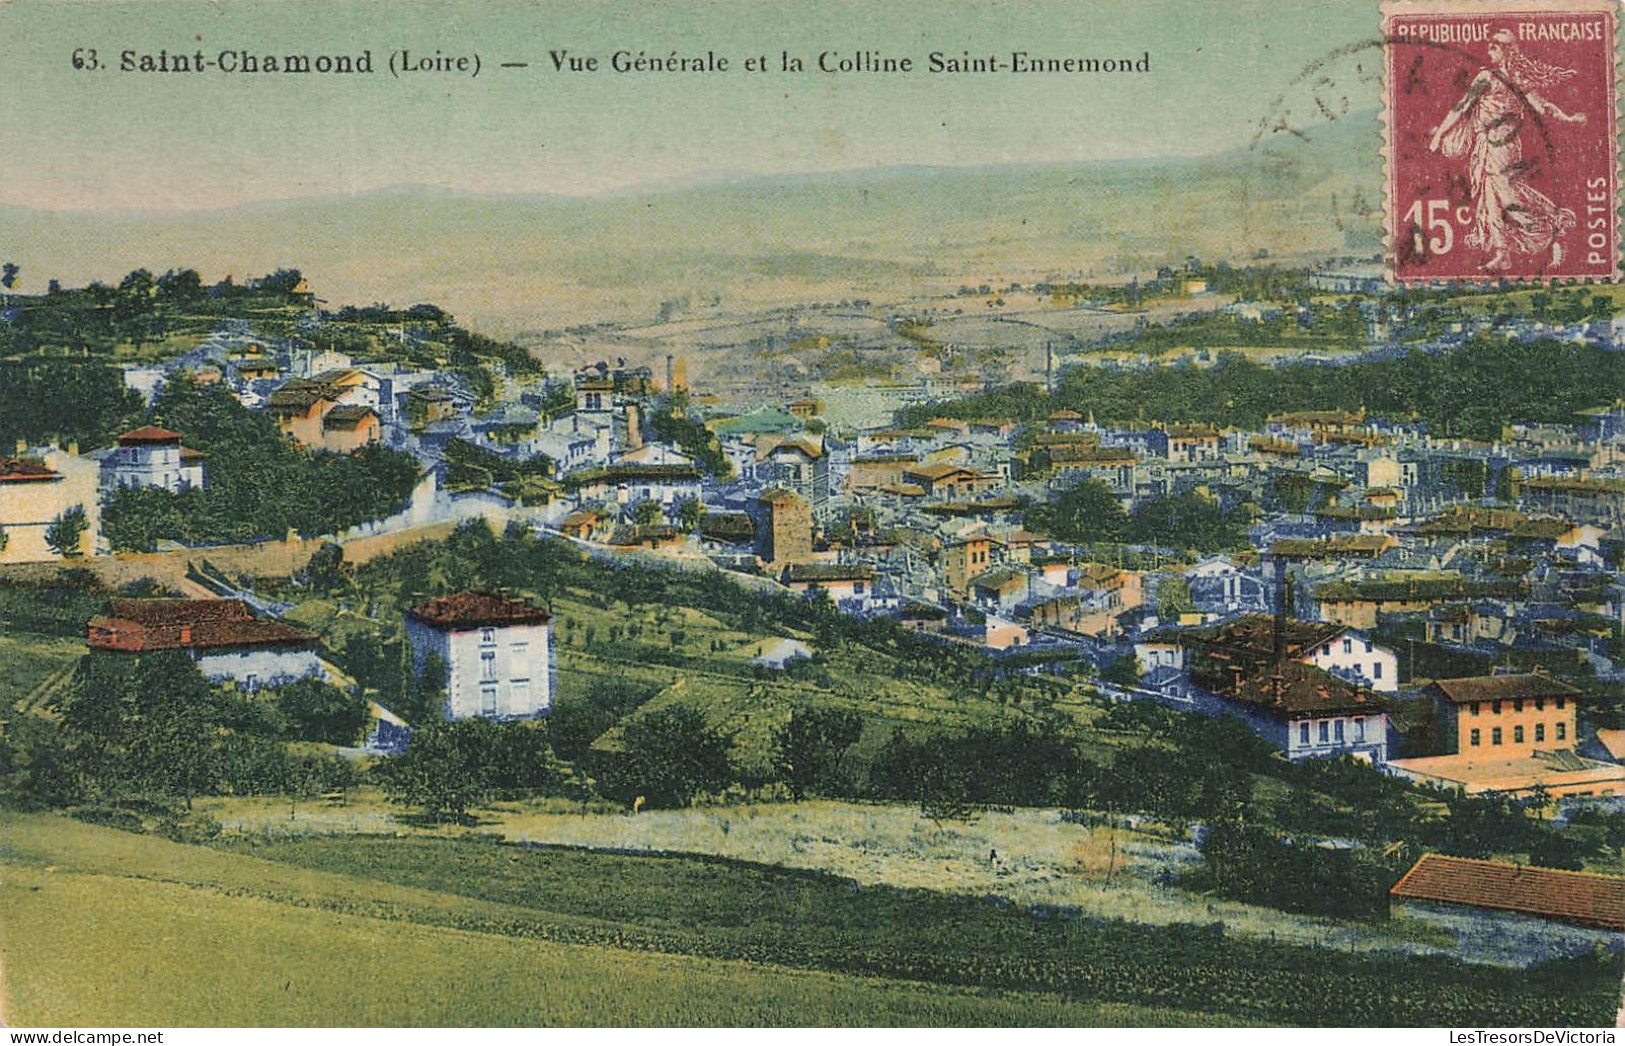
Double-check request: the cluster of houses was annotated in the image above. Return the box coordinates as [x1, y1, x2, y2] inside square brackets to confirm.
[5, 294, 1624, 798]
[516, 382, 1625, 804]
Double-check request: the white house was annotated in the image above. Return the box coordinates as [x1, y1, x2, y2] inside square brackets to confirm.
[1301, 628, 1399, 693]
[405, 590, 553, 720]
[99, 425, 205, 493]
[86, 599, 320, 689]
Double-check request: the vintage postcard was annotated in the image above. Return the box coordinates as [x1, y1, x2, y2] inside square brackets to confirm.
[1, 0, 1623, 1033]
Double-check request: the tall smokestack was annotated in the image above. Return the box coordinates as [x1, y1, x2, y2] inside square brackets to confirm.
[1045, 342, 1053, 392]
[667, 354, 675, 394]
[1273, 560, 1292, 667]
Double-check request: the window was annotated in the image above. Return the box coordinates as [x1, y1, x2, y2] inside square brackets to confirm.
[1471, 702, 1480, 717]
[1334, 720, 1345, 742]
[1492, 701, 1502, 715]
[1514, 726, 1524, 744]
[1535, 724, 1545, 743]
[1299, 723, 1310, 746]
[481, 686, 498, 715]
[1354, 718, 1366, 742]
[480, 628, 495, 645]
[854, 581, 866, 595]
[1535, 698, 1545, 712]
[1492, 727, 1503, 746]
[1318, 721, 1329, 744]
[1556, 697, 1566, 710]
[1513, 699, 1523, 713]
[481, 651, 497, 681]
[1470, 728, 1481, 747]
[1322, 645, 1331, 657]
[1365, 640, 1373, 653]
[1557, 723, 1566, 741]
[245, 673, 257, 689]
[1373, 663, 1383, 680]
[1342, 638, 1352, 654]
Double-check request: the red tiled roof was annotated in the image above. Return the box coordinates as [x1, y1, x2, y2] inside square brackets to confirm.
[87, 599, 315, 652]
[406, 590, 551, 630]
[0, 457, 60, 483]
[1432, 673, 1583, 706]
[1222, 659, 1378, 717]
[1189, 614, 1348, 658]
[1391, 853, 1625, 931]
[117, 425, 184, 445]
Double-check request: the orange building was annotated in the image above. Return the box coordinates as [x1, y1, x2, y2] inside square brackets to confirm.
[320, 406, 381, 453]
[1430, 673, 1580, 757]
[942, 534, 1000, 600]
[1387, 673, 1625, 799]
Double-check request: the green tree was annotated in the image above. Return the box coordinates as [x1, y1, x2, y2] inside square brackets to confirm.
[1102, 654, 1143, 688]
[1031, 478, 1128, 544]
[301, 542, 349, 593]
[407, 651, 449, 725]
[275, 678, 368, 745]
[596, 705, 733, 808]
[44, 504, 88, 558]
[675, 496, 703, 532]
[1155, 576, 1195, 617]
[377, 720, 491, 823]
[774, 705, 862, 800]
[634, 500, 664, 528]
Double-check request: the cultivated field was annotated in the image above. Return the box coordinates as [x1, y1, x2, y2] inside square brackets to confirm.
[1, 813, 1198, 1027]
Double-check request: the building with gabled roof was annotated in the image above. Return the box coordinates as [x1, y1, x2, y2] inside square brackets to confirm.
[1389, 854, 1625, 965]
[320, 405, 381, 453]
[1391, 854, 1625, 932]
[405, 590, 552, 721]
[757, 436, 831, 517]
[1387, 673, 1625, 798]
[783, 563, 874, 602]
[86, 598, 319, 689]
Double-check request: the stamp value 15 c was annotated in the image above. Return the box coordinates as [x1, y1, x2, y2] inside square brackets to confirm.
[1384, 0, 1618, 283]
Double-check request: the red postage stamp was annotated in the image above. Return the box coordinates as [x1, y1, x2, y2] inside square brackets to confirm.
[1383, 0, 1619, 283]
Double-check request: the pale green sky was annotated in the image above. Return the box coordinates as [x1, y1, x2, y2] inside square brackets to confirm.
[0, 0, 1382, 212]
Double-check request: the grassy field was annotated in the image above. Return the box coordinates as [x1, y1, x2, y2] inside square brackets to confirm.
[0, 633, 84, 713]
[201, 793, 1458, 960]
[0, 812, 1238, 1027]
[5, 804, 1620, 1027]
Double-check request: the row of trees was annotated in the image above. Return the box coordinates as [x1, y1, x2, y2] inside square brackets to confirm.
[373, 703, 862, 822]
[6, 651, 366, 811]
[1023, 479, 1250, 553]
[0, 268, 313, 358]
[904, 339, 1625, 442]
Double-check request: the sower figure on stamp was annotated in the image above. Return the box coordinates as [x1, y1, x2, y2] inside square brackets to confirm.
[1428, 29, 1586, 272]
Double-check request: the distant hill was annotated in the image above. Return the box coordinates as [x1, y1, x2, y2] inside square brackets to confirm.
[0, 111, 1381, 333]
